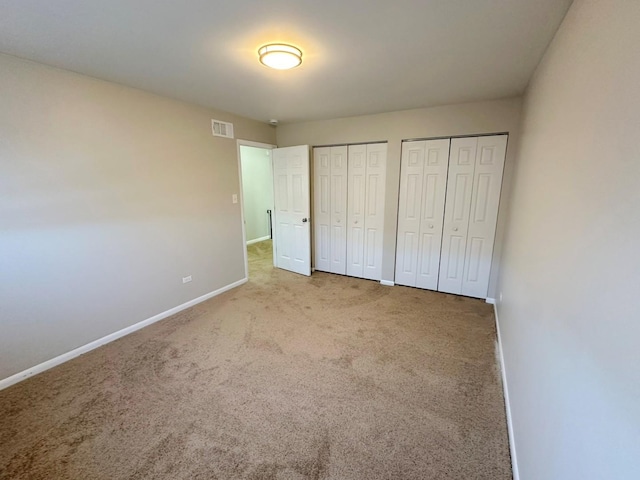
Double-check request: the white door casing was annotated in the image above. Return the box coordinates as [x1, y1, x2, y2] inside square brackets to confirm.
[438, 137, 478, 294]
[395, 139, 450, 289]
[461, 135, 507, 298]
[273, 145, 311, 276]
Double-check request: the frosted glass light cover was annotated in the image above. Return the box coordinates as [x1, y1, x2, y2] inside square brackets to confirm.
[259, 44, 302, 70]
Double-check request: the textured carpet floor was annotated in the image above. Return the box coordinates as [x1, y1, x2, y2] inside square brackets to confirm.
[0, 240, 512, 479]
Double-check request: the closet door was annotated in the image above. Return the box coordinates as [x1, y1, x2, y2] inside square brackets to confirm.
[415, 139, 450, 290]
[395, 139, 450, 289]
[313, 147, 331, 272]
[438, 137, 478, 295]
[461, 135, 507, 298]
[329, 146, 348, 274]
[346, 145, 367, 277]
[362, 143, 387, 281]
[395, 141, 426, 287]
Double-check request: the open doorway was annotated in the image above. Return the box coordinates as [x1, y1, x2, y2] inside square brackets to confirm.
[238, 141, 275, 280]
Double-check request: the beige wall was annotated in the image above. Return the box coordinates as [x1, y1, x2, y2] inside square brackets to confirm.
[0, 53, 275, 380]
[277, 98, 522, 296]
[496, 0, 640, 478]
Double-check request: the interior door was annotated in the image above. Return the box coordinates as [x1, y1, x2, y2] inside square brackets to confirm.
[273, 145, 311, 276]
[313, 147, 331, 272]
[329, 146, 348, 274]
[346, 144, 367, 277]
[461, 135, 507, 298]
[438, 137, 477, 294]
[395, 139, 450, 289]
[395, 141, 426, 287]
[415, 139, 450, 290]
[362, 143, 387, 281]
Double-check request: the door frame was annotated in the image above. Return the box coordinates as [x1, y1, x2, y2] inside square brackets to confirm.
[236, 139, 277, 279]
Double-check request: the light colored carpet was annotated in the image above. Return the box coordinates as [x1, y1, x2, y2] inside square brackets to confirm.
[0, 240, 512, 479]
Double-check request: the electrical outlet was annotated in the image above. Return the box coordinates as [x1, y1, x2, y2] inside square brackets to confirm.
[232, 194, 238, 204]
[499, 292, 503, 302]
[182, 275, 192, 284]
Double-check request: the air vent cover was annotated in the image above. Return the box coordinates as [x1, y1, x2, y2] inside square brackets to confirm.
[211, 119, 234, 139]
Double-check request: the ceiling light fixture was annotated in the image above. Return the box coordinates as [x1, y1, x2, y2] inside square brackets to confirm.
[258, 44, 302, 70]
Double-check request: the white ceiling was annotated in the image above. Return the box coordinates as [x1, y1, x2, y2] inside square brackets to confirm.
[0, 0, 572, 124]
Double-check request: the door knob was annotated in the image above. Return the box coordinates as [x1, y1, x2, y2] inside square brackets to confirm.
[429, 224, 434, 229]
[355, 220, 358, 224]
[453, 227, 458, 231]
[337, 219, 341, 223]
[302, 218, 308, 223]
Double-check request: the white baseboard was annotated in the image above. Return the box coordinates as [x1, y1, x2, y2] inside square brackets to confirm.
[0, 277, 248, 391]
[380, 280, 395, 287]
[493, 303, 520, 480]
[246, 235, 271, 246]
[486, 297, 496, 304]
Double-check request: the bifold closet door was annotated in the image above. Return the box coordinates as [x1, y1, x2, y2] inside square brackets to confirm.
[314, 147, 331, 272]
[346, 143, 387, 280]
[362, 143, 387, 280]
[438, 135, 507, 298]
[460, 135, 507, 297]
[346, 145, 367, 278]
[313, 146, 348, 274]
[395, 139, 450, 289]
[438, 138, 477, 294]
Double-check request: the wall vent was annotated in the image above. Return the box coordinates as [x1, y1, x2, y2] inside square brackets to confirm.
[211, 119, 234, 139]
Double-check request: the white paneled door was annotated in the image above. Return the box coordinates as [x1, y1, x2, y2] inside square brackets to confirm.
[346, 143, 387, 281]
[313, 147, 332, 272]
[438, 135, 507, 297]
[314, 146, 348, 274]
[461, 135, 507, 297]
[329, 146, 348, 274]
[362, 143, 387, 280]
[395, 139, 450, 289]
[395, 134, 507, 299]
[438, 137, 478, 294]
[396, 141, 426, 287]
[273, 145, 311, 276]
[346, 145, 367, 278]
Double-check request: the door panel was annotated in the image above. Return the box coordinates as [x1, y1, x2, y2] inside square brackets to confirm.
[438, 137, 477, 294]
[362, 143, 387, 280]
[418, 233, 435, 274]
[313, 147, 331, 272]
[416, 139, 450, 290]
[444, 234, 465, 279]
[346, 145, 367, 278]
[461, 135, 507, 298]
[395, 139, 449, 289]
[330, 146, 348, 274]
[273, 145, 311, 276]
[395, 141, 425, 287]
